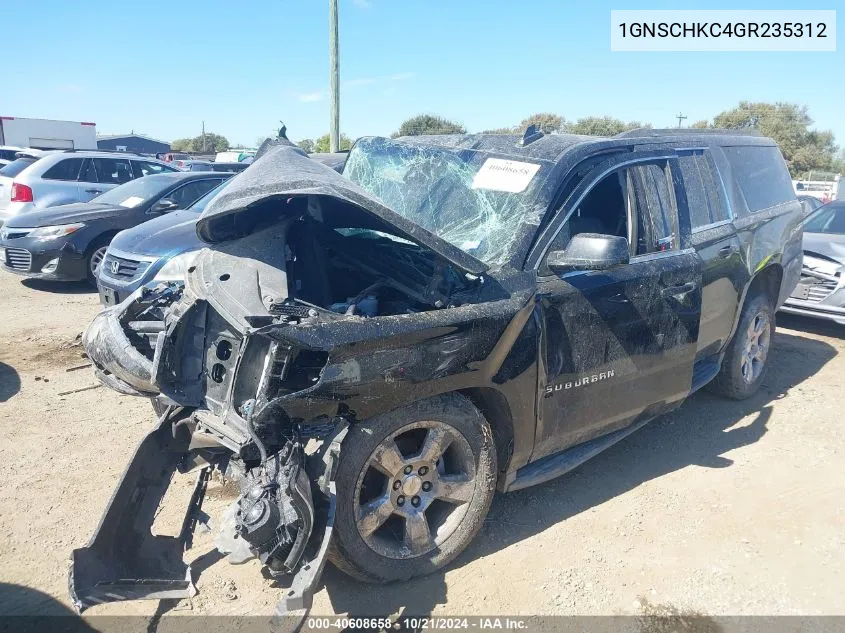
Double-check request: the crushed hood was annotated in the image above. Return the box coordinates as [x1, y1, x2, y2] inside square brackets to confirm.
[196, 145, 488, 275]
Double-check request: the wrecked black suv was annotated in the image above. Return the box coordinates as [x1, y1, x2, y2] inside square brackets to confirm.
[72, 128, 802, 613]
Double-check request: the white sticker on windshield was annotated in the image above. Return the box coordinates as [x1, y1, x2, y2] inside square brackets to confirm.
[120, 196, 145, 208]
[471, 158, 541, 193]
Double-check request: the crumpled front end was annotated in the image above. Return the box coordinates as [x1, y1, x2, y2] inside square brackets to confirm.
[73, 240, 343, 613]
[781, 251, 845, 324]
[72, 171, 492, 614]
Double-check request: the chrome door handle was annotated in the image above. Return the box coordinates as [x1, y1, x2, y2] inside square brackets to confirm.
[661, 282, 697, 300]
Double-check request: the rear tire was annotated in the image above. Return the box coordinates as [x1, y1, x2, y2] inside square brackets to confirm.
[328, 394, 497, 583]
[708, 293, 774, 400]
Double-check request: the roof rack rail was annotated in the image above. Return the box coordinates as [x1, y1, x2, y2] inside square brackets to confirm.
[60, 148, 144, 156]
[614, 127, 762, 138]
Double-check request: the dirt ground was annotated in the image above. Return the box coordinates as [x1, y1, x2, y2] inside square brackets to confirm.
[0, 273, 843, 621]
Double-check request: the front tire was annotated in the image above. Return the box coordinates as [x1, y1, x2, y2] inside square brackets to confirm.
[329, 394, 497, 582]
[85, 238, 111, 287]
[709, 293, 774, 400]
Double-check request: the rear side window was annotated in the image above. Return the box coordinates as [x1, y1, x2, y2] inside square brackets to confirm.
[133, 161, 173, 177]
[167, 179, 222, 208]
[804, 204, 845, 235]
[0, 158, 36, 177]
[722, 146, 795, 212]
[42, 158, 84, 181]
[678, 152, 730, 228]
[212, 163, 247, 173]
[92, 158, 134, 185]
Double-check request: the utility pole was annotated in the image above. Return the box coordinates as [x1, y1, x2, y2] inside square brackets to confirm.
[329, 0, 340, 152]
[202, 120, 207, 152]
[676, 113, 687, 128]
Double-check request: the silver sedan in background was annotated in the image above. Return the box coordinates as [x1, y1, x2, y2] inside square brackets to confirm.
[781, 200, 845, 325]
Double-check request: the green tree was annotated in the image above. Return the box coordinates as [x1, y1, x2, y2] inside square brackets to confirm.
[712, 102, 840, 176]
[691, 120, 711, 129]
[482, 126, 518, 134]
[170, 138, 193, 152]
[565, 116, 648, 137]
[313, 134, 353, 153]
[518, 113, 565, 134]
[169, 133, 229, 153]
[394, 114, 466, 137]
[297, 139, 316, 153]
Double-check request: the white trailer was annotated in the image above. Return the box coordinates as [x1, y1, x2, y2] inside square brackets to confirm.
[0, 116, 97, 150]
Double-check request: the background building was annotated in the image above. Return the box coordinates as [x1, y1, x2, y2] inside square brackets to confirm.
[97, 133, 170, 155]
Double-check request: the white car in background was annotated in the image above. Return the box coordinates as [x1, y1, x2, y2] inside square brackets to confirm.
[0, 151, 177, 226]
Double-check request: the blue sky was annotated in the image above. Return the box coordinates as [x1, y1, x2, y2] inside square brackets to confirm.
[4, 0, 842, 147]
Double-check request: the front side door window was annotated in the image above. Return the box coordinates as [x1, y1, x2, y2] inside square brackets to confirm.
[165, 179, 223, 209]
[92, 158, 134, 186]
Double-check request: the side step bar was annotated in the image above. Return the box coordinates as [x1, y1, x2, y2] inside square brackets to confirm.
[69, 421, 207, 613]
[507, 419, 650, 492]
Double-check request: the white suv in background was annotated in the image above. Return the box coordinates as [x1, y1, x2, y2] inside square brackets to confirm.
[0, 150, 178, 226]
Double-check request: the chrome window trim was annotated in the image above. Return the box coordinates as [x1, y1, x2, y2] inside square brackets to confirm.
[690, 219, 733, 233]
[532, 153, 677, 270]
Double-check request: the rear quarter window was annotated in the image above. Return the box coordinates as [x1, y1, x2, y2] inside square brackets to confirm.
[42, 158, 84, 181]
[0, 157, 36, 178]
[721, 146, 795, 213]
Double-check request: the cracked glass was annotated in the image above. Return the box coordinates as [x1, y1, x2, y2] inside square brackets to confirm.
[344, 137, 553, 269]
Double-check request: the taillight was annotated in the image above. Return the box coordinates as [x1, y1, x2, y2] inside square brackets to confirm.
[10, 183, 33, 203]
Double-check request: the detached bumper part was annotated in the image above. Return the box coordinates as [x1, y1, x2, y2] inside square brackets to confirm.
[69, 422, 206, 612]
[277, 482, 336, 614]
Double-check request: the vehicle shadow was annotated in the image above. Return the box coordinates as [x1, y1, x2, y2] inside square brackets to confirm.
[777, 312, 844, 339]
[0, 361, 21, 401]
[319, 329, 836, 618]
[21, 279, 94, 294]
[0, 582, 97, 632]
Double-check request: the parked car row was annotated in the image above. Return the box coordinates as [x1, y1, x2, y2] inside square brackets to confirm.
[0, 144, 349, 289]
[97, 150, 348, 303]
[0, 171, 231, 283]
[0, 149, 178, 225]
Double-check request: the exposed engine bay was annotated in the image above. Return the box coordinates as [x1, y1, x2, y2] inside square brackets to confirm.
[71, 163, 489, 614]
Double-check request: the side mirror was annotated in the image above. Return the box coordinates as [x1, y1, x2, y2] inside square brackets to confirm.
[150, 198, 179, 214]
[547, 233, 630, 274]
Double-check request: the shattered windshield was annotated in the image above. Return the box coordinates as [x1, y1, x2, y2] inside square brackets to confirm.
[343, 137, 552, 268]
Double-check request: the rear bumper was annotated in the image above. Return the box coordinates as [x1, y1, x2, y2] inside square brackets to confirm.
[780, 298, 845, 325]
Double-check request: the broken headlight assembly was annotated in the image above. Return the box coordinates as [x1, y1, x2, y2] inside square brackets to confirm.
[153, 250, 201, 282]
